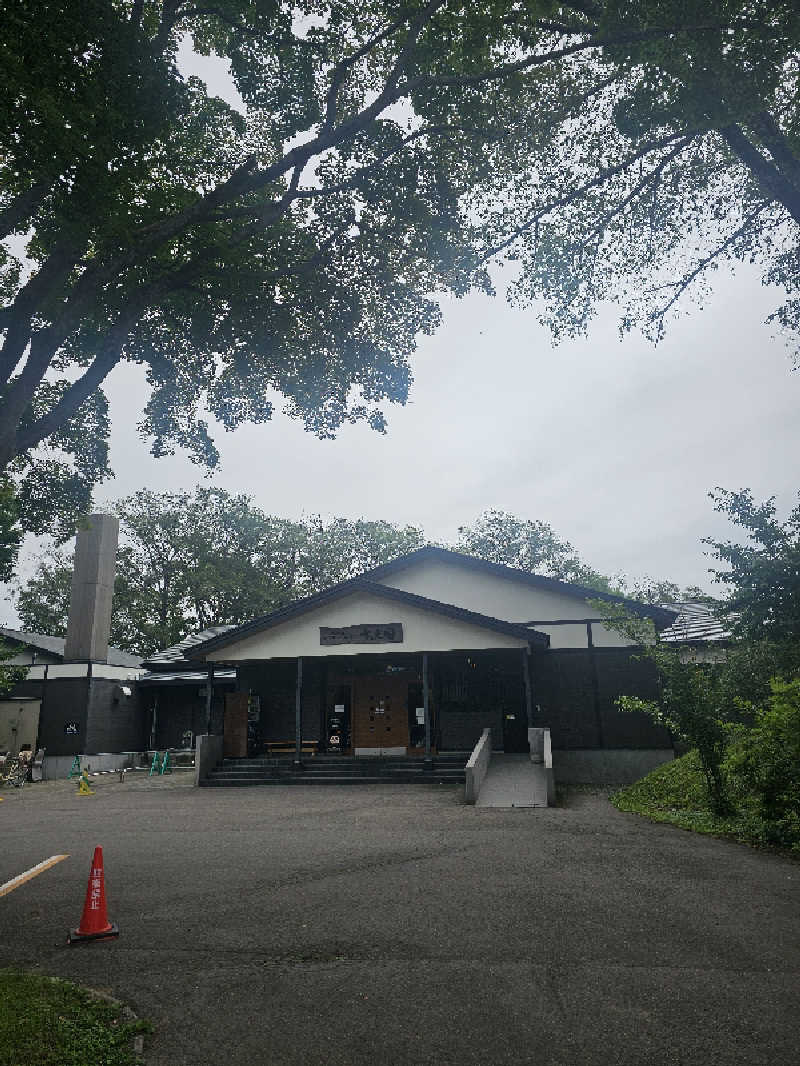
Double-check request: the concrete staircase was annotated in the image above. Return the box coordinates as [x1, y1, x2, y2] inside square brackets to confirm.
[202, 752, 468, 787]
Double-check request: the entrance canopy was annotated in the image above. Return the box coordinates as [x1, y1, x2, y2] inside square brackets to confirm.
[191, 579, 548, 663]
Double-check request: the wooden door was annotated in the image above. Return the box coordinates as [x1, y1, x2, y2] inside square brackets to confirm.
[352, 676, 410, 753]
[224, 692, 249, 758]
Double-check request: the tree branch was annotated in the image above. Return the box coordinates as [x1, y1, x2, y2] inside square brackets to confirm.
[747, 110, 800, 192]
[648, 203, 771, 328]
[321, 7, 427, 135]
[407, 22, 740, 91]
[15, 304, 144, 455]
[532, 19, 597, 38]
[0, 181, 51, 241]
[482, 131, 690, 260]
[721, 123, 800, 226]
[130, 0, 144, 31]
[235, 162, 305, 243]
[153, 0, 183, 54]
[291, 122, 500, 201]
[560, 0, 604, 18]
[585, 138, 692, 244]
[179, 6, 319, 49]
[0, 238, 85, 386]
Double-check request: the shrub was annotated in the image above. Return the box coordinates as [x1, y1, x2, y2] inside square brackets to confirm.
[724, 679, 800, 850]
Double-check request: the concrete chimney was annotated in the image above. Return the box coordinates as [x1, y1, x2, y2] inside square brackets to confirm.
[64, 514, 119, 662]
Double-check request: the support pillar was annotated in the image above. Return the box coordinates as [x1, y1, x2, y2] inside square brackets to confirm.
[423, 652, 433, 770]
[150, 692, 159, 751]
[294, 657, 304, 769]
[204, 664, 214, 735]
[523, 647, 541, 762]
[587, 622, 604, 748]
[522, 647, 534, 729]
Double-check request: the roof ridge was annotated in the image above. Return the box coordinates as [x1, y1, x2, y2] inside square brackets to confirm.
[187, 577, 549, 657]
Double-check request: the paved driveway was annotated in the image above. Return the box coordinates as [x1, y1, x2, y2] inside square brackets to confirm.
[1, 777, 798, 1065]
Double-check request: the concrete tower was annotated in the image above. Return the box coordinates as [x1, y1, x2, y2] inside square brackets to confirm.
[63, 514, 119, 663]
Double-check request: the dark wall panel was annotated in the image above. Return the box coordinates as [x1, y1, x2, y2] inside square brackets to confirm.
[534, 651, 598, 748]
[85, 679, 147, 753]
[33, 678, 89, 756]
[438, 707, 503, 752]
[595, 649, 671, 748]
[434, 650, 522, 751]
[237, 661, 324, 744]
[146, 685, 229, 749]
[533, 648, 672, 750]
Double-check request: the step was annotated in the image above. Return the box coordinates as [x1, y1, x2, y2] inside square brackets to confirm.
[221, 754, 469, 766]
[208, 767, 466, 778]
[217, 762, 467, 774]
[202, 774, 464, 787]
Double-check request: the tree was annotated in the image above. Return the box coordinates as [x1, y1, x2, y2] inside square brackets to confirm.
[14, 491, 425, 655]
[10, 549, 72, 639]
[597, 601, 734, 813]
[16, 488, 307, 654]
[724, 678, 800, 848]
[476, 1, 800, 353]
[612, 575, 715, 605]
[619, 654, 734, 815]
[0, 640, 28, 697]
[599, 483, 800, 813]
[299, 517, 426, 594]
[706, 487, 800, 643]
[3, 2, 796, 537]
[0, 478, 21, 582]
[456, 508, 612, 588]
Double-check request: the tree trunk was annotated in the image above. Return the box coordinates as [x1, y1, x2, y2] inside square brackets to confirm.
[721, 124, 800, 227]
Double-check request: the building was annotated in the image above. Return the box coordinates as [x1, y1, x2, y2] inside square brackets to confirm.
[139, 627, 237, 750]
[658, 601, 731, 662]
[0, 626, 143, 764]
[189, 547, 680, 783]
[0, 516, 145, 774]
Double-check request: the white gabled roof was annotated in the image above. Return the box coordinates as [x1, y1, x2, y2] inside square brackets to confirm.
[143, 625, 238, 668]
[658, 602, 731, 644]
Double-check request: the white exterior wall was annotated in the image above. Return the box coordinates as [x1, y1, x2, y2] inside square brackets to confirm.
[206, 590, 529, 662]
[17, 664, 142, 681]
[376, 559, 636, 648]
[0, 699, 41, 755]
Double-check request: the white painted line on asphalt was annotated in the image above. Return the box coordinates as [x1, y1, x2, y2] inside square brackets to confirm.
[0, 854, 69, 898]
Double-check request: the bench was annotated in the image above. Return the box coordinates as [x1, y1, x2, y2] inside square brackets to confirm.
[264, 740, 319, 756]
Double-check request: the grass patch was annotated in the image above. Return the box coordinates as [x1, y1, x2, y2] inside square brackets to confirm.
[610, 751, 799, 856]
[0, 970, 150, 1066]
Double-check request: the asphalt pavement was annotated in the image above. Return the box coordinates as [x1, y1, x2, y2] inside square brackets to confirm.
[1, 775, 798, 1065]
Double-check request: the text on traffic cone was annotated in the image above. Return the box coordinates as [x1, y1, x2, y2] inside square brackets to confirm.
[68, 845, 119, 944]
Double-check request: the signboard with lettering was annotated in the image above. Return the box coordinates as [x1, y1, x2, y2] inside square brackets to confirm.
[319, 623, 403, 646]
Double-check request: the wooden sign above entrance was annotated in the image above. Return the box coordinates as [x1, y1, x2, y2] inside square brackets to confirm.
[319, 623, 403, 646]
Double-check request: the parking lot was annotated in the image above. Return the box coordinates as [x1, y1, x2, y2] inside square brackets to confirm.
[1, 776, 799, 1065]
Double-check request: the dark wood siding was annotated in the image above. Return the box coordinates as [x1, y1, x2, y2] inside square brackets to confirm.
[535, 648, 671, 750]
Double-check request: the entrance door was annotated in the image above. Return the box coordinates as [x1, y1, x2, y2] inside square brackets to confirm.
[223, 692, 248, 758]
[502, 710, 529, 753]
[352, 675, 410, 755]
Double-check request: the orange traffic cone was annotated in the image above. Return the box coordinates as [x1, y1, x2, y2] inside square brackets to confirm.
[68, 846, 119, 944]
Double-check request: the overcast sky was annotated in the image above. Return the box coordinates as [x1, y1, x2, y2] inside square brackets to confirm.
[3, 44, 799, 625]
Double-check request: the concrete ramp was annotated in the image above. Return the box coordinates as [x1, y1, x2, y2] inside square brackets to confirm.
[476, 754, 550, 808]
